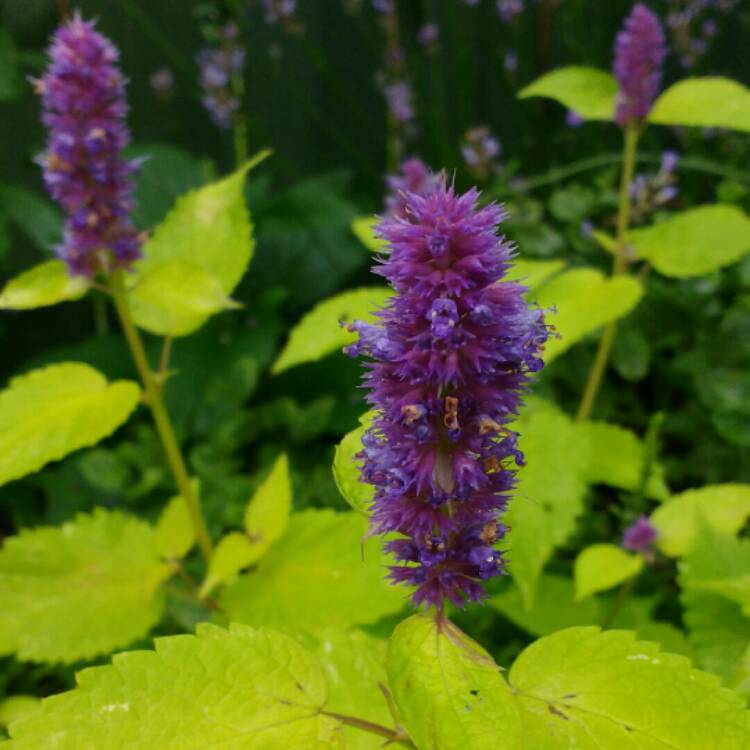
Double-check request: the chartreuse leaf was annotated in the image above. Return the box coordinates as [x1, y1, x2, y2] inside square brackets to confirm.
[155, 485, 197, 561]
[652, 484, 750, 557]
[574, 543, 643, 600]
[505, 399, 589, 606]
[577, 420, 668, 499]
[128, 261, 241, 337]
[6, 623, 344, 749]
[509, 627, 750, 749]
[312, 629, 390, 750]
[0, 696, 41, 729]
[222, 510, 404, 631]
[680, 521, 750, 616]
[0, 509, 171, 663]
[536, 268, 643, 362]
[244, 453, 292, 549]
[352, 216, 388, 253]
[333, 412, 376, 515]
[682, 589, 750, 696]
[272, 286, 393, 374]
[0, 260, 89, 310]
[0, 363, 140, 487]
[491, 574, 692, 656]
[387, 615, 521, 750]
[649, 77, 750, 132]
[630, 205, 750, 278]
[130, 154, 267, 334]
[200, 454, 293, 596]
[518, 66, 617, 120]
[507, 258, 565, 291]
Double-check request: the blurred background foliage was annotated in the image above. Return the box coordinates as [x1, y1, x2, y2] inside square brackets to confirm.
[0, 0, 749, 702]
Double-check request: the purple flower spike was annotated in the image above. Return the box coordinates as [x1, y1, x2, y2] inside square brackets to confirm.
[34, 13, 142, 276]
[384, 158, 441, 218]
[613, 4, 667, 127]
[197, 23, 245, 130]
[346, 179, 549, 611]
[623, 516, 658, 552]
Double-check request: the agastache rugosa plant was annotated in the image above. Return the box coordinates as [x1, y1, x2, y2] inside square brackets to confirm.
[577, 3, 666, 421]
[346, 179, 548, 610]
[33, 13, 143, 277]
[34, 13, 214, 560]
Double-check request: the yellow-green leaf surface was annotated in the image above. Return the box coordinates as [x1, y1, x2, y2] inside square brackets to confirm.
[221, 510, 404, 631]
[518, 66, 617, 120]
[509, 627, 750, 749]
[491, 574, 692, 657]
[6, 623, 344, 750]
[333, 416, 375, 515]
[650, 77, 750, 132]
[272, 286, 393, 374]
[128, 261, 240, 336]
[652, 484, 750, 557]
[0, 509, 170, 663]
[0, 260, 89, 310]
[505, 400, 589, 606]
[578, 420, 669, 499]
[536, 268, 643, 362]
[244, 453, 292, 551]
[387, 615, 521, 750]
[630, 205, 750, 278]
[0, 363, 140, 487]
[0, 696, 40, 729]
[127, 155, 266, 334]
[200, 532, 259, 597]
[312, 629, 389, 750]
[352, 215, 388, 253]
[574, 543, 644, 600]
[155, 487, 197, 561]
[507, 258, 565, 291]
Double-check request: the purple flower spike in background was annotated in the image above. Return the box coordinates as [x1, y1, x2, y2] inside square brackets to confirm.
[461, 126, 501, 180]
[623, 516, 659, 553]
[613, 3, 667, 127]
[346, 180, 549, 610]
[34, 13, 142, 276]
[197, 23, 245, 130]
[384, 157, 440, 218]
[263, 0, 296, 24]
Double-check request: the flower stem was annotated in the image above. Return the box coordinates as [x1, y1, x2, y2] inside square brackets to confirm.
[231, 70, 249, 168]
[109, 271, 214, 561]
[576, 125, 640, 422]
[600, 574, 637, 629]
[322, 711, 415, 748]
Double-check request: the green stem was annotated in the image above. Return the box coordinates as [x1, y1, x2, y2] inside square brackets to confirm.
[576, 125, 639, 422]
[600, 575, 637, 629]
[322, 711, 415, 749]
[109, 271, 214, 561]
[231, 71, 249, 168]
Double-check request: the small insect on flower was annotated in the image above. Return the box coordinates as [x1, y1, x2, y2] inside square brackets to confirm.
[34, 13, 143, 276]
[346, 177, 549, 611]
[613, 3, 667, 127]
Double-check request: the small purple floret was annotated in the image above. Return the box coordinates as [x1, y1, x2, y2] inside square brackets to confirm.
[613, 4, 667, 127]
[623, 516, 659, 552]
[347, 180, 549, 610]
[384, 158, 441, 218]
[34, 13, 142, 276]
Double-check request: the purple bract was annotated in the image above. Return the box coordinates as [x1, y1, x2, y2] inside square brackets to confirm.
[34, 13, 142, 276]
[346, 180, 548, 610]
[613, 4, 667, 127]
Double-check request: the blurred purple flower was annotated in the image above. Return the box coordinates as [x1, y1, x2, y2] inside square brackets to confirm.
[497, 0, 524, 22]
[263, 0, 296, 24]
[384, 157, 440, 217]
[566, 109, 585, 127]
[34, 13, 142, 276]
[613, 4, 666, 127]
[623, 516, 658, 552]
[418, 23, 439, 49]
[504, 50, 519, 74]
[197, 24, 245, 129]
[372, 0, 394, 13]
[150, 67, 174, 98]
[461, 126, 501, 180]
[384, 80, 414, 123]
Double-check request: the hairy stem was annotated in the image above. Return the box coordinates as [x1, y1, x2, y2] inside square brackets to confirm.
[322, 711, 415, 748]
[576, 125, 640, 422]
[109, 271, 214, 560]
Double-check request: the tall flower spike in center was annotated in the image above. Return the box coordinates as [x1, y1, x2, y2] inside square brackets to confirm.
[346, 179, 548, 610]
